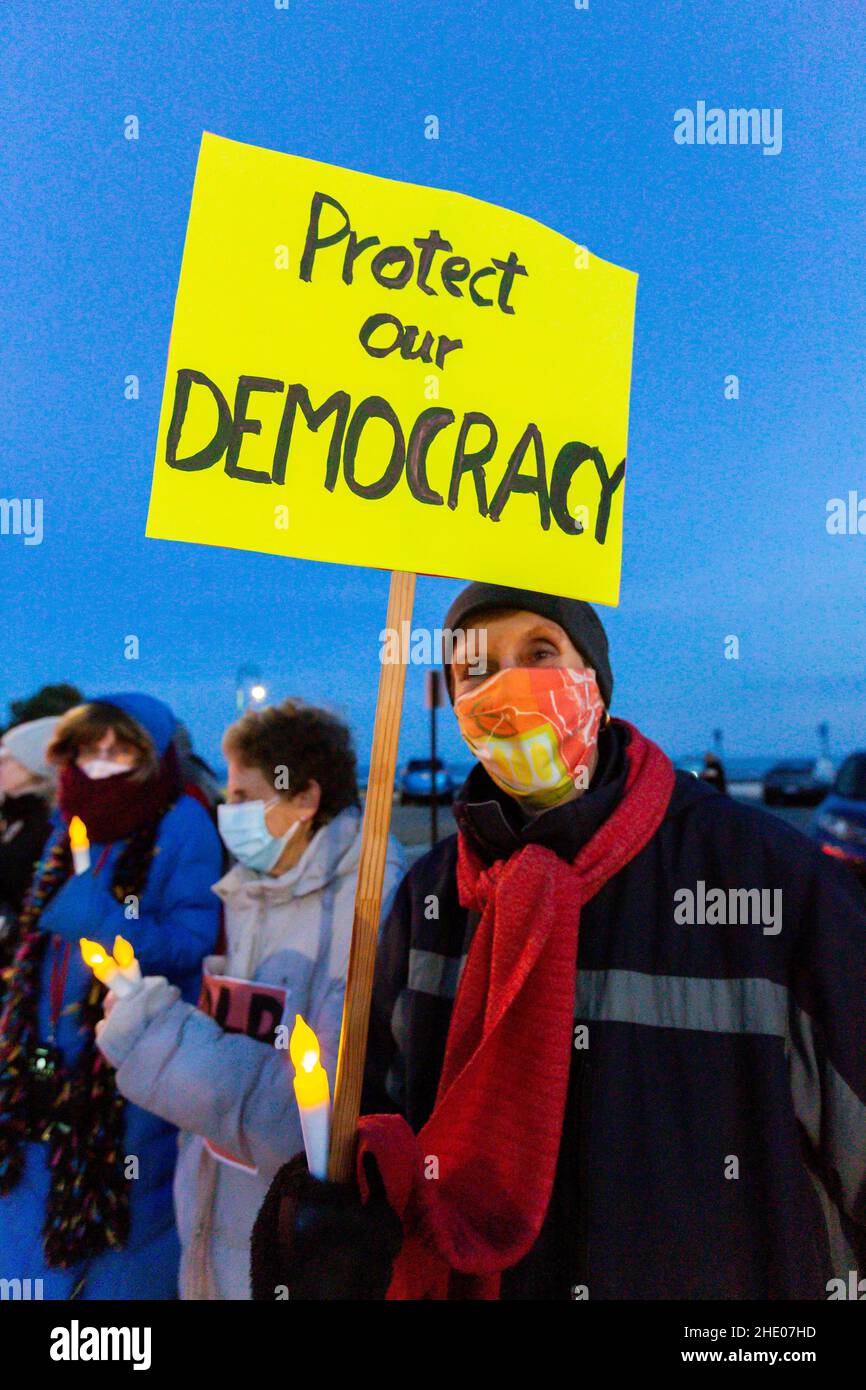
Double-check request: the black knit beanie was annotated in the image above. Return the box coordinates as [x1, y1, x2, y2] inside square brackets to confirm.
[442, 582, 613, 707]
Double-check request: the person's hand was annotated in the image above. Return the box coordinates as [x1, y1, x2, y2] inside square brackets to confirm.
[250, 1150, 403, 1300]
[94, 976, 179, 1065]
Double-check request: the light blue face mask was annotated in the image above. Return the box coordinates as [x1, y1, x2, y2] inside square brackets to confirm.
[217, 796, 299, 873]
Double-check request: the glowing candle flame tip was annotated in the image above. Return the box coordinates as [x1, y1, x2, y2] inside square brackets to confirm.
[113, 935, 135, 969]
[69, 816, 89, 850]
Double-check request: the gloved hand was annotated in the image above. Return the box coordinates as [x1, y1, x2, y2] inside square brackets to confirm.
[95, 975, 180, 1059]
[250, 1150, 404, 1301]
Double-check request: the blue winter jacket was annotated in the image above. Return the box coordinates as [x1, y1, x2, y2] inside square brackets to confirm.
[0, 791, 222, 1299]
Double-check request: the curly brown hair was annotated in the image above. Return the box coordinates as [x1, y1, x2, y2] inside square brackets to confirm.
[223, 700, 359, 833]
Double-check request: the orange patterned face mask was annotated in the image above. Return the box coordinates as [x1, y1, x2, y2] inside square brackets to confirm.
[454, 666, 605, 810]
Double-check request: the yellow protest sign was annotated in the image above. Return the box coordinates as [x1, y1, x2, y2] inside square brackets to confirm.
[146, 132, 637, 605]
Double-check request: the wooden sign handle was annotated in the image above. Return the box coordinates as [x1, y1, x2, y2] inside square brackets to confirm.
[327, 569, 416, 1182]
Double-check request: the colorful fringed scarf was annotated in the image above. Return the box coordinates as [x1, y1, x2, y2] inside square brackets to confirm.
[0, 778, 177, 1269]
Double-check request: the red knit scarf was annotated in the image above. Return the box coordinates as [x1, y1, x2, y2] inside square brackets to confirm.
[356, 721, 675, 1300]
[57, 745, 181, 844]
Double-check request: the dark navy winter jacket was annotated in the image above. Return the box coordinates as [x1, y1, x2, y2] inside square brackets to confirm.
[362, 720, 866, 1299]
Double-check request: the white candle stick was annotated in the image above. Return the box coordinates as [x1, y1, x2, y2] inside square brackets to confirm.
[298, 1099, 331, 1181]
[100, 969, 141, 1000]
[69, 816, 91, 874]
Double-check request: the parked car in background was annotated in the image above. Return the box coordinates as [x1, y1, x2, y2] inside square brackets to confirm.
[811, 751, 866, 884]
[762, 758, 833, 807]
[398, 757, 455, 805]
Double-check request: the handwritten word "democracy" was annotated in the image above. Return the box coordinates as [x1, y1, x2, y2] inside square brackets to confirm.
[165, 371, 624, 541]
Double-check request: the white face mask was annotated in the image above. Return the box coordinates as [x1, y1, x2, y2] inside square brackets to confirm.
[79, 758, 133, 780]
[217, 796, 300, 873]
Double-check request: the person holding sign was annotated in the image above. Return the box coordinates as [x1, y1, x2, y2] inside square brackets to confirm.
[0, 693, 221, 1299]
[95, 700, 404, 1299]
[251, 582, 866, 1301]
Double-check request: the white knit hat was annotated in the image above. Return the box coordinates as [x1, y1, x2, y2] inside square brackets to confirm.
[0, 716, 60, 781]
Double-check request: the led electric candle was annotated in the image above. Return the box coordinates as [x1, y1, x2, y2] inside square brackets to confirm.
[289, 1014, 331, 1179]
[79, 938, 142, 999]
[69, 816, 91, 875]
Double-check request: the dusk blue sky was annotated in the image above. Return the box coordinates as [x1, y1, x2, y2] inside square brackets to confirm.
[2, 2, 864, 775]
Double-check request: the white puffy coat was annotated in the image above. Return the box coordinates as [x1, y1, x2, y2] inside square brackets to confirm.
[97, 807, 404, 1299]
